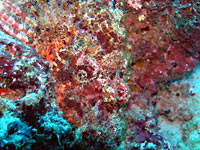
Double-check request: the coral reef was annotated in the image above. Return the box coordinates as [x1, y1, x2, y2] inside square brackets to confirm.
[0, 30, 72, 150]
[0, 0, 200, 149]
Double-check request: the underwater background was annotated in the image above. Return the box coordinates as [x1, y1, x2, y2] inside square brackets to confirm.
[0, 0, 200, 149]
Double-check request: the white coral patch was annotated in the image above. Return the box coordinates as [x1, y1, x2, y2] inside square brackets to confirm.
[128, 0, 142, 10]
[0, 1, 3, 10]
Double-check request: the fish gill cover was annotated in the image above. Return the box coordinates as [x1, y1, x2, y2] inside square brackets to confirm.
[0, 0, 199, 149]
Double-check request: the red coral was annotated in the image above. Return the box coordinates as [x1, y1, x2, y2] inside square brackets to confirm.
[165, 45, 196, 76]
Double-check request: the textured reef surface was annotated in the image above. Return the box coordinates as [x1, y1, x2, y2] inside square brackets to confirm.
[0, 0, 200, 149]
